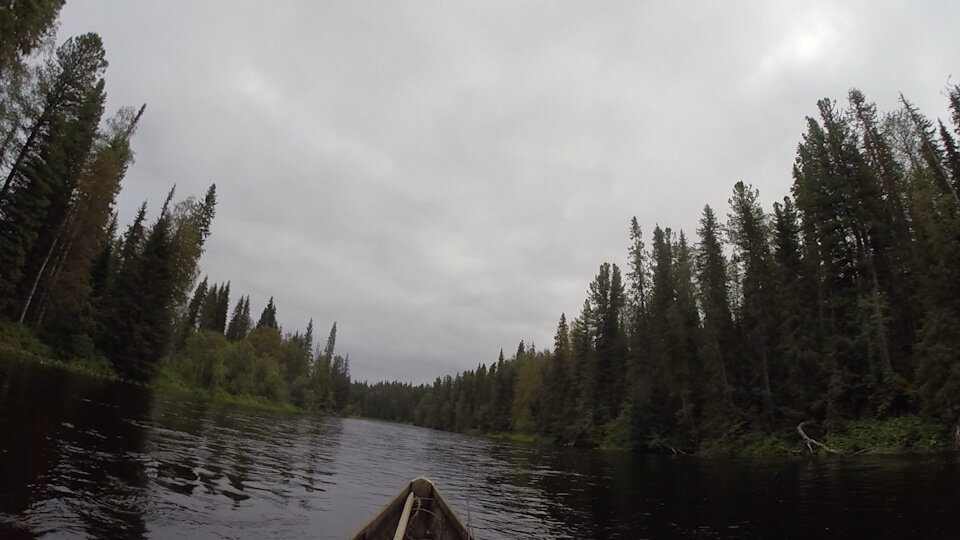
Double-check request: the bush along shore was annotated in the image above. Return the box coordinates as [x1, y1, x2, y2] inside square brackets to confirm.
[0, 319, 345, 416]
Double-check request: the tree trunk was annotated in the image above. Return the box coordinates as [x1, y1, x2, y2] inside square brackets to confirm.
[855, 228, 893, 375]
[34, 233, 73, 327]
[797, 421, 845, 455]
[0, 118, 21, 167]
[0, 110, 47, 200]
[711, 332, 732, 402]
[19, 227, 62, 324]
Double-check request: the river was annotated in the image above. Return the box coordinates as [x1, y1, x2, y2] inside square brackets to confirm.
[1, 355, 959, 539]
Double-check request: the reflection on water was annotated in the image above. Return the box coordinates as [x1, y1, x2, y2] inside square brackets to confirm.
[2, 355, 960, 539]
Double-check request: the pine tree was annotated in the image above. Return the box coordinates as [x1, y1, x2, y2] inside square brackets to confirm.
[586, 262, 627, 425]
[543, 313, 572, 437]
[184, 277, 208, 331]
[0, 1, 63, 79]
[569, 300, 595, 441]
[213, 281, 230, 333]
[331, 354, 351, 411]
[727, 181, 776, 421]
[626, 217, 651, 386]
[645, 226, 698, 443]
[100, 208, 176, 381]
[0, 1, 66, 175]
[695, 205, 734, 421]
[197, 282, 221, 332]
[257, 296, 278, 329]
[225, 295, 251, 341]
[0, 34, 108, 309]
[771, 196, 820, 416]
[24, 105, 145, 334]
[13, 77, 104, 322]
[168, 184, 216, 309]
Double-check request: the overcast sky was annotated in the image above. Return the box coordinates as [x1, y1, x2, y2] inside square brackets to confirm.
[58, 1, 959, 383]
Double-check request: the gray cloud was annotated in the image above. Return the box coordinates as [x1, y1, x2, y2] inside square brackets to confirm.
[59, 1, 960, 382]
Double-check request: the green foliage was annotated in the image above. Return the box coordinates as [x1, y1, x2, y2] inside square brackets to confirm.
[0, 33, 107, 310]
[0, 318, 53, 359]
[256, 297, 278, 329]
[824, 416, 948, 453]
[0, 1, 63, 76]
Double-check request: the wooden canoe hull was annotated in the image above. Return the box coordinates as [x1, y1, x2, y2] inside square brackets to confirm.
[351, 477, 474, 540]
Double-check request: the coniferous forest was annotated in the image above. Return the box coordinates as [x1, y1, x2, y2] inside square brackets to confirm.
[349, 88, 960, 452]
[0, 3, 351, 413]
[3, 3, 960, 453]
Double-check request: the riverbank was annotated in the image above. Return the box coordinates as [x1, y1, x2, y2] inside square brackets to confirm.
[0, 320, 305, 415]
[404, 416, 956, 457]
[693, 416, 953, 457]
[152, 367, 306, 414]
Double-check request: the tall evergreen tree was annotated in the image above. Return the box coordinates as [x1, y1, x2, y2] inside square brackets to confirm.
[695, 205, 734, 420]
[727, 181, 776, 421]
[12, 76, 104, 322]
[197, 282, 221, 332]
[257, 296, 278, 329]
[168, 184, 216, 309]
[0, 34, 108, 309]
[99, 208, 176, 381]
[586, 262, 627, 425]
[24, 105, 145, 333]
[184, 277, 208, 331]
[0, 1, 64, 79]
[225, 295, 251, 341]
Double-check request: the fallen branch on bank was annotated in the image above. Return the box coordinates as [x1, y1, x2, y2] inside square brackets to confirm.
[656, 441, 689, 455]
[797, 421, 845, 456]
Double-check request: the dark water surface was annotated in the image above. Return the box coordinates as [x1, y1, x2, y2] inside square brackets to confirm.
[2, 356, 959, 539]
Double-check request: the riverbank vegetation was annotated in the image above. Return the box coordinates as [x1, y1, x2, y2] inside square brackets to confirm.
[0, 4, 353, 415]
[349, 87, 960, 455]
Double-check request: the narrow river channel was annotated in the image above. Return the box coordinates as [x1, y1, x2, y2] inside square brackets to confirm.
[1, 356, 959, 538]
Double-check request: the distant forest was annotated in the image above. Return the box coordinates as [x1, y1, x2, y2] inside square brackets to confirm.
[349, 87, 960, 450]
[0, 3, 351, 411]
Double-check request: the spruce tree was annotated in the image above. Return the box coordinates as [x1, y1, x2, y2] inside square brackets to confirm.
[544, 313, 571, 437]
[225, 295, 252, 341]
[100, 209, 175, 381]
[0, 34, 108, 309]
[184, 277, 208, 331]
[257, 296, 278, 329]
[213, 281, 230, 333]
[26, 106, 145, 334]
[0, 0, 63, 79]
[695, 205, 734, 418]
[727, 181, 776, 421]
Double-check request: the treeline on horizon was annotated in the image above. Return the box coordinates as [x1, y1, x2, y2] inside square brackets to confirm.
[0, 3, 353, 412]
[350, 86, 960, 450]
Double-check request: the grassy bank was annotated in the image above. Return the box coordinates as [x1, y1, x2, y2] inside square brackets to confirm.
[484, 431, 556, 445]
[152, 366, 305, 414]
[1, 320, 305, 415]
[476, 416, 955, 457]
[0, 320, 119, 380]
[696, 416, 953, 457]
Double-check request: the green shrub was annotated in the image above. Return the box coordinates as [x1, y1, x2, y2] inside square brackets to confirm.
[0, 319, 54, 359]
[825, 416, 947, 453]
